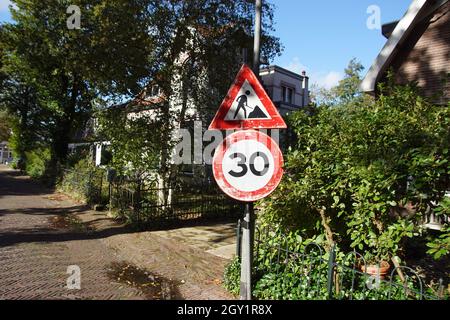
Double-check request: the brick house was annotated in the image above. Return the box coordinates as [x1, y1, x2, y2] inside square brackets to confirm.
[360, 0, 449, 104]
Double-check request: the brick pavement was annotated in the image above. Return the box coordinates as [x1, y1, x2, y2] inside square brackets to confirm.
[0, 166, 233, 300]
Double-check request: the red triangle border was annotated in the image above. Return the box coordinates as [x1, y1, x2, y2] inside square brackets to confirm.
[209, 64, 287, 130]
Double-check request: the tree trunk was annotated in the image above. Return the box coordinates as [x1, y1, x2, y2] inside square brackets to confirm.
[157, 98, 175, 208]
[318, 207, 335, 251]
[51, 74, 80, 168]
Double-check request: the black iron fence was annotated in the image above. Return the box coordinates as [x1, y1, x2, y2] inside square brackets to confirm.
[60, 168, 244, 226]
[60, 168, 108, 205]
[110, 179, 244, 226]
[236, 223, 446, 300]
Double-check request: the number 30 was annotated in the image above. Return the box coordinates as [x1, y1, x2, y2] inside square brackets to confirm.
[229, 152, 270, 178]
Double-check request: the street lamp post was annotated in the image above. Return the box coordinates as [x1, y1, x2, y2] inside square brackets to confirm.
[253, 0, 262, 74]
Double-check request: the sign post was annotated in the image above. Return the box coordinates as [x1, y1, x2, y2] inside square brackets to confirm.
[211, 130, 284, 300]
[241, 202, 253, 300]
[209, 0, 287, 301]
[244, 0, 261, 301]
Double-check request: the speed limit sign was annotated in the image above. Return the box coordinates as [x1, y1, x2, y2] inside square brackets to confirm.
[209, 64, 286, 300]
[213, 130, 284, 202]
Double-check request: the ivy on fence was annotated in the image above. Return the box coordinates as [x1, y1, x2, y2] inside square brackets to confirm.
[225, 224, 447, 300]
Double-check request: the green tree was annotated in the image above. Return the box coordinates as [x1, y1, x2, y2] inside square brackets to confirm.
[0, 109, 12, 141]
[0, 27, 11, 142]
[1, 0, 282, 186]
[311, 58, 368, 106]
[97, 106, 162, 182]
[97, 0, 282, 197]
[332, 58, 365, 104]
[0, 80, 47, 169]
[1, 26, 45, 166]
[0, 0, 156, 175]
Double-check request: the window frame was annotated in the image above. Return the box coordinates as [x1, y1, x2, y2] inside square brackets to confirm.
[281, 84, 295, 104]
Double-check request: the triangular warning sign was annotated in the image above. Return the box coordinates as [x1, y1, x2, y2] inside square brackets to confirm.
[209, 64, 287, 130]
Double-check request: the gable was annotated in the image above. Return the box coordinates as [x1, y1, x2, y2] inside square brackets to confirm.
[360, 0, 449, 102]
[388, 1, 449, 103]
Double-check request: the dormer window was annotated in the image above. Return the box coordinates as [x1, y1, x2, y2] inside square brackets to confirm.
[151, 85, 161, 97]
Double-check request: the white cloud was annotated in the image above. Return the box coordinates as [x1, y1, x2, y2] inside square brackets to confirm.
[284, 57, 343, 90]
[286, 57, 308, 75]
[0, 1, 11, 12]
[314, 71, 343, 89]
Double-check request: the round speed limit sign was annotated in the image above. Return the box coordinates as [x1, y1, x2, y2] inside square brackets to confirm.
[212, 130, 284, 202]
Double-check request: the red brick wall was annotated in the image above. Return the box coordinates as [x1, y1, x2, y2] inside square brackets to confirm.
[390, 2, 449, 104]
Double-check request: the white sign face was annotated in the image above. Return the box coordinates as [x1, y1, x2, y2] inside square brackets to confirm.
[212, 130, 284, 202]
[224, 80, 271, 121]
[209, 64, 287, 130]
[222, 140, 275, 192]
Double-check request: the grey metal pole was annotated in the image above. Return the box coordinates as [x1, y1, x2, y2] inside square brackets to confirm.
[240, 203, 253, 300]
[239, 0, 262, 301]
[253, 0, 262, 74]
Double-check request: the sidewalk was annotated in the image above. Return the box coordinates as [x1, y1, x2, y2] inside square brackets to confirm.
[68, 196, 236, 300]
[0, 165, 235, 300]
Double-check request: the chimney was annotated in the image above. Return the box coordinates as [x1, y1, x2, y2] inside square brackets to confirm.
[241, 48, 249, 64]
[301, 71, 309, 106]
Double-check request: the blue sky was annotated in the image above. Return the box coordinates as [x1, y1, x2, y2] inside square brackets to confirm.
[271, 0, 412, 88]
[0, 1, 12, 22]
[0, 0, 412, 88]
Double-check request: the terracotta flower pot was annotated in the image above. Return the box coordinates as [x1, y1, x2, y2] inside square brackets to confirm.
[360, 261, 391, 279]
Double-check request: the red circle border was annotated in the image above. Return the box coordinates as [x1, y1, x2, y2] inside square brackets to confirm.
[212, 130, 284, 202]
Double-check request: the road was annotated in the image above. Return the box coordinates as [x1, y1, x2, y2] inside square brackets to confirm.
[0, 165, 233, 300]
[0, 165, 151, 299]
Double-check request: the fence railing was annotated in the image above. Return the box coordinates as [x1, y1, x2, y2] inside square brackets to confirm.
[60, 168, 244, 226]
[60, 168, 108, 205]
[111, 179, 244, 226]
[237, 223, 446, 300]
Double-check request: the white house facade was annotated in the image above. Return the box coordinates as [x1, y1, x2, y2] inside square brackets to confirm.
[260, 65, 310, 115]
[0, 141, 13, 164]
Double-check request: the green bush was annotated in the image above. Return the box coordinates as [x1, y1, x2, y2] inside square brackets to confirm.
[58, 157, 108, 205]
[252, 229, 329, 300]
[427, 196, 450, 259]
[24, 148, 51, 179]
[9, 158, 19, 170]
[260, 83, 450, 262]
[223, 228, 329, 300]
[66, 145, 91, 168]
[223, 257, 241, 296]
[223, 227, 445, 300]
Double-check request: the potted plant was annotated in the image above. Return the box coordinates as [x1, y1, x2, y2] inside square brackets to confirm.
[360, 257, 391, 279]
[359, 250, 391, 280]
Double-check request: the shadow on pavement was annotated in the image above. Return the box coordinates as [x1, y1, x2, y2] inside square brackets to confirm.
[0, 205, 88, 217]
[0, 167, 54, 198]
[0, 222, 136, 248]
[0, 165, 239, 250]
[0, 203, 238, 249]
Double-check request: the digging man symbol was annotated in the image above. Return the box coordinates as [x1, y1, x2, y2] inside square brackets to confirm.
[233, 90, 251, 119]
[233, 90, 268, 120]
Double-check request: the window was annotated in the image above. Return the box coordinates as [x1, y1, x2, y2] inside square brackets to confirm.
[153, 85, 160, 96]
[146, 85, 161, 98]
[282, 86, 294, 104]
[180, 121, 195, 175]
